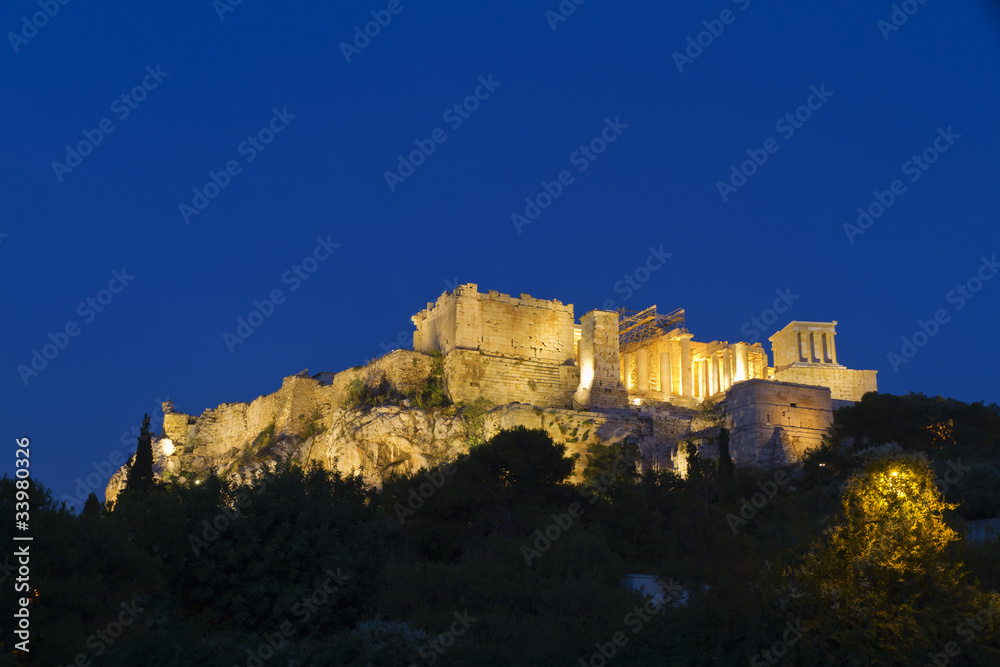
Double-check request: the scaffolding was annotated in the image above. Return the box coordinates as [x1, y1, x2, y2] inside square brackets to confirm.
[618, 306, 685, 354]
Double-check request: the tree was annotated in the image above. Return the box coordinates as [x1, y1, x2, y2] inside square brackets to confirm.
[717, 426, 733, 475]
[125, 414, 154, 494]
[786, 443, 1000, 664]
[467, 426, 575, 489]
[81, 492, 101, 518]
[582, 438, 640, 492]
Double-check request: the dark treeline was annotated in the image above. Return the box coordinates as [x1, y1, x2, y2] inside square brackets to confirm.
[3, 392, 1000, 666]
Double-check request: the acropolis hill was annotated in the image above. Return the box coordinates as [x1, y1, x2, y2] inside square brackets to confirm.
[106, 284, 877, 500]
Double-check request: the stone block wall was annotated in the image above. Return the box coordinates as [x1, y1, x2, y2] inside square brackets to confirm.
[412, 283, 576, 364]
[772, 366, 877, 403]
[444, 349, 580, 408]
[723, 379, 832, 467]
[574, 309, 627, 410]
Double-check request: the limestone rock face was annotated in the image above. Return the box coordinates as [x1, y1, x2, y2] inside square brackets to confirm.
[308, 406, 468, 484]
[106, 401, 472, 505]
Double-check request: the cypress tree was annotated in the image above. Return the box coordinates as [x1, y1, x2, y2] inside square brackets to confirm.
[126, 414, 154, 493]
[81, 492, 101, 518]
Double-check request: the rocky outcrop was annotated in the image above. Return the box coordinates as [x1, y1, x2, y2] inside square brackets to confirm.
[105, 349, 705, 504]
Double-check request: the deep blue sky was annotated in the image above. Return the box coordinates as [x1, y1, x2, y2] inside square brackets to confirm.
[3, 1, 999, 508]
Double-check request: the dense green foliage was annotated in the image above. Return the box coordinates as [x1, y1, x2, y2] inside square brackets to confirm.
[4, 392, 1000, 665]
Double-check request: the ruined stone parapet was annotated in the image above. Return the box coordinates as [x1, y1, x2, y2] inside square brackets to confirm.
[574, 309, 627, 410]
[412, 283, 575, 364]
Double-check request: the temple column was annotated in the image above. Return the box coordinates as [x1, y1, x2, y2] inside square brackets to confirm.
[734, 343, 747, 382]
[722, 348, 732, 391]
[710, 355, 718, 396]
[636, 349, 649, 392]
[680, 334, 693, 397]
[621, 353, 632, 390]
[660, 352, 672, 395]
[829, 331, 837, 365]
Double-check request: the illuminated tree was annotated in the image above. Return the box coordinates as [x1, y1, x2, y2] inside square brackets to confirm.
[786, 443, 1000, 664]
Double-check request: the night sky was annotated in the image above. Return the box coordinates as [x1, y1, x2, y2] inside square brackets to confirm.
[2, 1, 998, 509]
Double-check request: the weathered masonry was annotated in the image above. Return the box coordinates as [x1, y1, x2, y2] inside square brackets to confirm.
[110, 282, 880, 504]
[412, 283, 878, 467]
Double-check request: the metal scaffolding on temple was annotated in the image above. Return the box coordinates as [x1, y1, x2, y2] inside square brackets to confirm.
[618, 306, 685, 354]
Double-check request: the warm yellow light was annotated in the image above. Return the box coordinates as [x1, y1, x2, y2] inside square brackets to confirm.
[160, 438, 175, 456]
[580, 359, 594, 389]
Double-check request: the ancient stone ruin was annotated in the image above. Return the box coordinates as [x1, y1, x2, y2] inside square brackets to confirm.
[106, 283, 877, 501]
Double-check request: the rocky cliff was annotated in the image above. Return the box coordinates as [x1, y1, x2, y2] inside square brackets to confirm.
[106, 349, 702, 503]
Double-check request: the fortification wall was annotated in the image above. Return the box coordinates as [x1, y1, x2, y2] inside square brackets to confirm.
[158, 350, 435, 464]
[772, 366, 876, 403]
[444, 349, 580, 409]
[412, 284, 576, 364]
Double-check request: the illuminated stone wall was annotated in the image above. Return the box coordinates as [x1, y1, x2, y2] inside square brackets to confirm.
[412, 284, 583, 408]
[723, 379, 832, 467]
[574, 309, 627, 410]
[771, 366, 877, 404]
[412, 283, 576, 364]
[444, 349, 580, 408]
